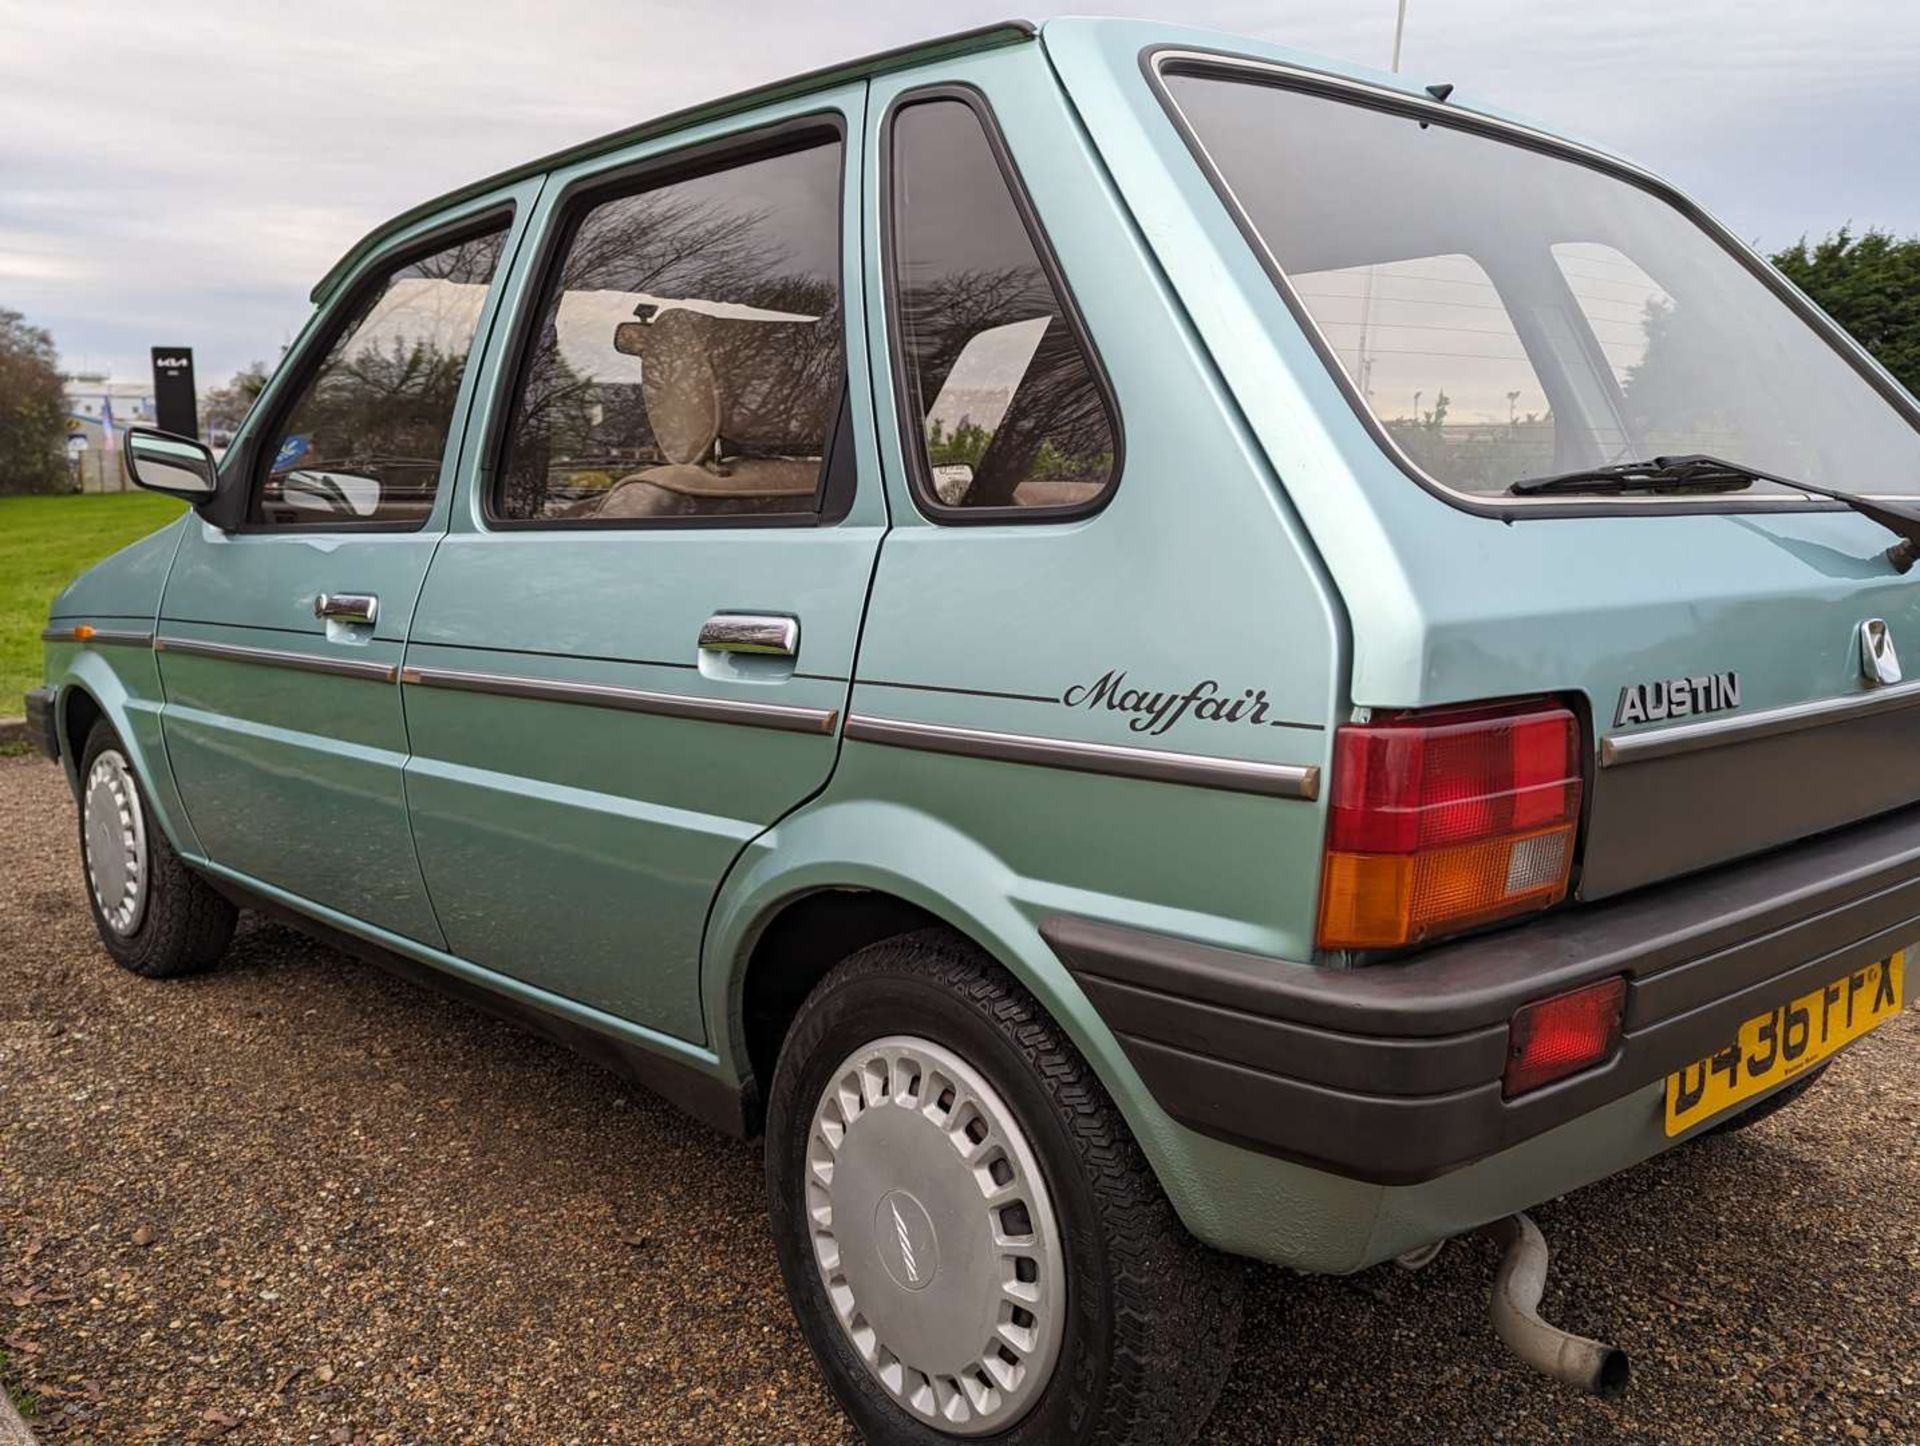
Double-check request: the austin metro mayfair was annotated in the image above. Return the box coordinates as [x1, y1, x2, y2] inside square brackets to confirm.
[28, 18, 1920, 1443]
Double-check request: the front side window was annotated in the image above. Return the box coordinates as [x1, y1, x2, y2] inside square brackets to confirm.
[889, 97, 1117, 515]
[1163, 68, 1920, 498]
[256, 223, 507, 526]
[494, 134, 845, 524]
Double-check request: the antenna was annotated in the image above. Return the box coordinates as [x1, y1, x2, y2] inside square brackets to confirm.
[1391, 0, 1409, 72]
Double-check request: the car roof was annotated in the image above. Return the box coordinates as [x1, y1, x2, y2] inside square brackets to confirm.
[310, 20, 1038, 305]
[312, 14, 1623, 310]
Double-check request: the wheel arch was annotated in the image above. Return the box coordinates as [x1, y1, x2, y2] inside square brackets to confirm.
[58, 682, 104, 787]
[735, 886, 946, 1119]
[704, 801, 1175, 1165]
[51, 659, 202, 860]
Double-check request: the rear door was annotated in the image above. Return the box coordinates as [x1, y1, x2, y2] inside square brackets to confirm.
[401, 89, 883, 1043]
[157, 192, 532, 943]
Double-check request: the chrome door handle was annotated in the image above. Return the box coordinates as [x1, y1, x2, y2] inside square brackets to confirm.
[315, 592, 379, 624]
[698, 614, 797, 657]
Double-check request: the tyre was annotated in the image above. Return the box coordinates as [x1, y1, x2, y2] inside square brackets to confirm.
[1706, 1063, 1829, 1138]
[765, 928, 1242, 1445]
[78, 719, 236, 978]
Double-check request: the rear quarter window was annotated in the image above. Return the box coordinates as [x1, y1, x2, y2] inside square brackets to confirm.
[886, 93, 1119, 520]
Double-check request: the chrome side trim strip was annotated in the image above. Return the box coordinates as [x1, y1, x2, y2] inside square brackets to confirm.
[42, 626, 154, 647]
[153, 636, 398, 684]
[844, 715, 1320, 800]
[400, 665, 839, 736]
[1600, 679, 1920, 767]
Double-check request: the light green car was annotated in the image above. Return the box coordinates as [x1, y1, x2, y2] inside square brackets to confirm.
[30, 18, 1920, 1442]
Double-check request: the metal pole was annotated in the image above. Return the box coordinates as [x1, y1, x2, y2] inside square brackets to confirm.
[1360, 0, 1412, 405]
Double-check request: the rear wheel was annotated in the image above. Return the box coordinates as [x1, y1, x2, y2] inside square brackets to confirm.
[765, 929, 1242, 1444]
[78, 720, 236, 978]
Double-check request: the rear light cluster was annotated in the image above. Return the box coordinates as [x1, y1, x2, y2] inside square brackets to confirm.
[1317, 698, 1583, 951]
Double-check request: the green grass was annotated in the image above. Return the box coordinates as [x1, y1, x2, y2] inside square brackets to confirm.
[0, 493, 187, 710]
[0, 1348, 37, 1420]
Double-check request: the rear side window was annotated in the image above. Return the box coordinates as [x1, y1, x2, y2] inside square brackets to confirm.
[493, 133, 845, 524]
[887, 95, 1118, 518]
[255, 223, 507, 527]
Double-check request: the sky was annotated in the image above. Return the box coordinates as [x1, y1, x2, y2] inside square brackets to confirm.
[3, 0, 1916, 388]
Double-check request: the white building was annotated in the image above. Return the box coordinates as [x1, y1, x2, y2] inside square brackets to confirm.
[63, 373, 157, 450]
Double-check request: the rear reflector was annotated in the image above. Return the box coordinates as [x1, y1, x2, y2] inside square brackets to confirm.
[1317, 699, 1582, 950]
[1504, 976, 1627, 1097]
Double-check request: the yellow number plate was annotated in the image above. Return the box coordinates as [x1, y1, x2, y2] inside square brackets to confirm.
[1664, 952, 1904, 1136]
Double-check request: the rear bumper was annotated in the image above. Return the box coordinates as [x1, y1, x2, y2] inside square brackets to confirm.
[23, 687, 58, 762]
[1045, 803, 1920, 1185]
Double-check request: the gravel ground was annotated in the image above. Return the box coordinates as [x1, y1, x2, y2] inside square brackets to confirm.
[2, 749, 1917, 1443]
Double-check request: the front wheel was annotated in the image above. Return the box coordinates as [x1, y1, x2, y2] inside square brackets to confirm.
[78, 719, 236, 978]
[765, 930, 1242, 1445]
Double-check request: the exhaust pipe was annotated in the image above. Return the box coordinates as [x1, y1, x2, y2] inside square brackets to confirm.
[1485, 1213, 1630, 1398]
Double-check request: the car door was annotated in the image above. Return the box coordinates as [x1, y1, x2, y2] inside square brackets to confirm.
[157, 188, 535, 945]
[401, 89, 884, 1043]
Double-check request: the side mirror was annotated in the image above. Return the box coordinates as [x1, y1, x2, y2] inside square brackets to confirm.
[123, 427, 219, 502]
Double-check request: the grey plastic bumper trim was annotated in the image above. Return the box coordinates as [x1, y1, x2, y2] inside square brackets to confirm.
[1046, 799, 1920, 1182]
[24, 685, 59, 762]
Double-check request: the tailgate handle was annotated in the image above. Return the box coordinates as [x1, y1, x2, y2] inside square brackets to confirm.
[699, 614, 797, 657]
[315, 592, 378, 625]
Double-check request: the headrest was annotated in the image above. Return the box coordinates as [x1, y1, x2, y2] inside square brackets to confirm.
[619, 307, 835, 464]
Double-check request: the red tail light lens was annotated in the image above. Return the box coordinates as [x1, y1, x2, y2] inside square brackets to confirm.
[1317, 699, 1582, 950]
[1504, 975, 1627, 1096]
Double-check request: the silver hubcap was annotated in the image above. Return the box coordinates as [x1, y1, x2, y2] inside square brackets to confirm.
[83, 749, 148, 936]
[806, 1035, 1066, 1435]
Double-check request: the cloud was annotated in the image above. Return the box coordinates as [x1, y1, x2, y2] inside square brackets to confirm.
[1, 0, 1914, 384]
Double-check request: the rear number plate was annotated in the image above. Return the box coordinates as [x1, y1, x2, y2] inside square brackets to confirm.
[1664, 952, 1904, 1136]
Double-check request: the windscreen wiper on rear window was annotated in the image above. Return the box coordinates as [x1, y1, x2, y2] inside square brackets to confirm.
[1509, 452, 1920, 574]
[1510, 454, 1764, 497]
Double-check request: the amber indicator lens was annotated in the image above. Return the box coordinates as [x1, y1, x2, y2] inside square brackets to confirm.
[1317, 700, 1582, 950]
[1504, 975, 1627, 1097]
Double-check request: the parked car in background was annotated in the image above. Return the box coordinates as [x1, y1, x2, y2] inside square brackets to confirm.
[28, 18, 1920, 1442]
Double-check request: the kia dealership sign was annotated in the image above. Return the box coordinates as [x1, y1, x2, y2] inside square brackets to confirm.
[151, 346, 197, 439]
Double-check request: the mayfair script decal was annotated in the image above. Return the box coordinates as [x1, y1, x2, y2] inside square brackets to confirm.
[1060, 669, 1303, 738]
